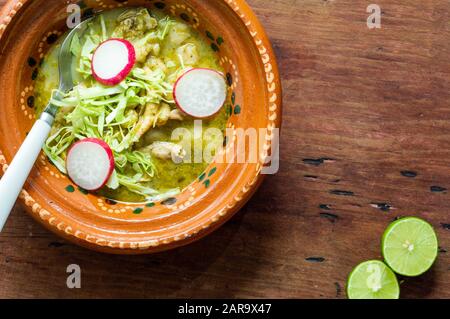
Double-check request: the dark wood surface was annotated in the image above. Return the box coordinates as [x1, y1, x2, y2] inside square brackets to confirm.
[1, 0, 450, 298]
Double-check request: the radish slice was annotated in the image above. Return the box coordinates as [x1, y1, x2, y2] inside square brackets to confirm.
[91, 38, 136, 86]
[173, 68, 227, 118]
[66, 138, 115, 191]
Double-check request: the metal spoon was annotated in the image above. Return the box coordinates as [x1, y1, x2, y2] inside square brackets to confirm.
[0, 17, 94, 230]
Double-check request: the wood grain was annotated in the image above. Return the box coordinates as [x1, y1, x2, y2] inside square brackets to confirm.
[0, 0, 449, 298]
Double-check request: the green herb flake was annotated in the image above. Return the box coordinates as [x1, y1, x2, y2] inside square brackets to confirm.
[78, 187, 89, 195]
[206, 31, 215, 41]
[208, 167, 217, 177]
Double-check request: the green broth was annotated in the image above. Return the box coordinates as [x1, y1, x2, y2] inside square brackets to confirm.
[34, 8, 228, 203]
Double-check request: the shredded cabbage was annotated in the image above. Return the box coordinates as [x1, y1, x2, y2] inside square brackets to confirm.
[43, 15, 180, 200]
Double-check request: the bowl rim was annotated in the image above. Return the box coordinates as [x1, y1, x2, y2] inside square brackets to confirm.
[0, 0, 282, 253]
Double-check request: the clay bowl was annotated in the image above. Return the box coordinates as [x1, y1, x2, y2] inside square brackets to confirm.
[0, 0, 281, 253]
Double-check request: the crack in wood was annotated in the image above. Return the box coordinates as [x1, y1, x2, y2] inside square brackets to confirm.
[48, 242, 66, 248]
[401, 170, 417, 178]
[334, 282, 342, 298]
[431, 186, 447, 193]
[320, 212, 339, 223]
[305, 257, 325, 263]
[370, 203, 393, 212]
[330, 190, 354, 196]
[302, 158, 335, 166]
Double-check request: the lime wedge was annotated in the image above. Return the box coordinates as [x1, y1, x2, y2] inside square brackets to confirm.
[382, 217, 438, 277]
[347, 260, 400, 299]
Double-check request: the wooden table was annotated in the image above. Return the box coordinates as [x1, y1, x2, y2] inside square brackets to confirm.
[1, 0, 449, 299]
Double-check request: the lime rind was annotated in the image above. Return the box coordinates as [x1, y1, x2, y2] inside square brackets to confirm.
[347, 260, 400, 299]
[382, 217, 438, 277]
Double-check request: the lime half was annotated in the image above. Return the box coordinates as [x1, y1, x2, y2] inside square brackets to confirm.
[347, 260, 400, 299]
[382, 217, 438, 277]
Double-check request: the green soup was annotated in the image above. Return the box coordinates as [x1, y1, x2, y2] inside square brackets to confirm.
[34, 8, 229, 203]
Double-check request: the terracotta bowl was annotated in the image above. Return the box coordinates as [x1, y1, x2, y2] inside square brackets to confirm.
[0, 0, 281, 253]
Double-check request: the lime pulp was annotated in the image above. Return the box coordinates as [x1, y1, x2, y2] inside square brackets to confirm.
[382, 217, 438, 277]
[347, 260, 400, 299]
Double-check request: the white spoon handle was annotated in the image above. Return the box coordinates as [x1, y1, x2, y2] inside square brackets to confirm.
[0, 118, 52, 231]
